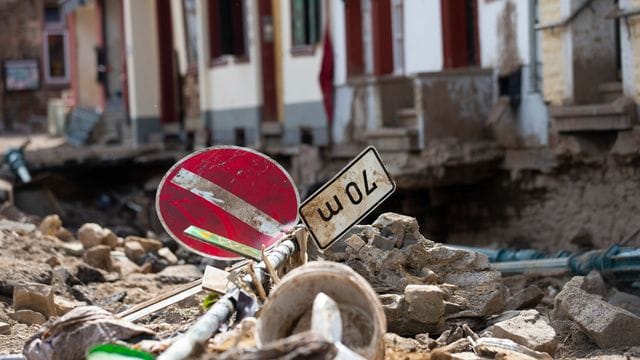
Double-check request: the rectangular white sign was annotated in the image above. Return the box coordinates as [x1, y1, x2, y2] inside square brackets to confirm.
[299, 146, 396, 249]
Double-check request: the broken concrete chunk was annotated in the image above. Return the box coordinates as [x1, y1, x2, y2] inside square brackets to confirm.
[490, 309, 557, 355]
[112, 254, 141, 276]
[124, 241, 145, 263]
[384, 332, 425, 352]
[158, 247, 178, 265]
[607, 290, 640, 317]
[553, 276, 640, 348]
[344, 234, 366, 252]
[61, 242, 84, 257]
[0, 321, 10, 335]
[404, 285, 444, 324]
[38, 215, 62, 236]
[372, 212, 421, 248]
[157, 265, 202, 284]
[371, 234, 395, 250]
[379, 294, 404, 324]
[77, 223, 114, 249]
[583, 270, 608, 297]
[13, 283, 57, 318]
[75, 264, 118, 284]
[54, 227, 74, 242]
[54, 296, 87, 316]
[0, 219, 36, 235]
[102, 232, 119, 249]
[473, 337, 552, 360]
[82, 245, 113, 272]
[10, 309, 47, 325]
[125, 236, 163, 252]
[506, 285, 544, 310]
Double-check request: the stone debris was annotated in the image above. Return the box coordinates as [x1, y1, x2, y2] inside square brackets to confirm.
[9, 309, 47, 325]
[506, 284, 545, 310]
[125, 235, 163, 252]
[552, 276, 640, 348]
[404, 285, 445, 324]
[0, 321, 10, 335]
[0, 219, 36, 235]
[323, 213, 506, 336]
[82, 245, 114, 272]
[0, 210, 638, 359]
[61, 242, 84, 256]
[158, 247, 178, 265]
[489, 309, 557, 354]
[77, 223, 117, 249]
[38, 215, 62, 236]
[124, 240, 145, 263]
[156, 264, 203, 284]
[607, 290, 640, 317]
[0, 257, 52, 296]
[12, 283, 57, 318]
[472, 337, 552, 360]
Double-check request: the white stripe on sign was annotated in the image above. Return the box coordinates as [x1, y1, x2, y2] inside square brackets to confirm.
[171, 168, 284, 237]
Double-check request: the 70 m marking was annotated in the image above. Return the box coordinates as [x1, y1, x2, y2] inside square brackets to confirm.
[318, 170, 378, 222]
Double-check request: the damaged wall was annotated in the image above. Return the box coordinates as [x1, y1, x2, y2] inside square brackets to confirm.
[443, 158, 640, 253]
[416, 68, 494, 146]
[479, 0, 549, 147]
[0, 0, 64, 132]
[570, 0, 617, 105]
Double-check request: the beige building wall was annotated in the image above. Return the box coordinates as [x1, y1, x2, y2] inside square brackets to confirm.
[539, 0, 568, 106]
[122, 0, 161, 144]
[279, 0, 324, 104]
[75, 2, 103, 110]
[171, 0, 189, 76]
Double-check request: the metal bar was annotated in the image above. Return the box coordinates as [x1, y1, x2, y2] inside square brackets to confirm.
[116, 279, 202, 320]
[121, 284, 203, 322]
[491, 258, 570, 274]
[158, 237, 299, 360]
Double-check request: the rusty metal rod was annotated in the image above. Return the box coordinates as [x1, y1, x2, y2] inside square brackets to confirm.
[158, 236, 299, 360]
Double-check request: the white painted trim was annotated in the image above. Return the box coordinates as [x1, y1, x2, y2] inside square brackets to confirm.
[561, 0, 573, 102]
[619, 0, 636, 99]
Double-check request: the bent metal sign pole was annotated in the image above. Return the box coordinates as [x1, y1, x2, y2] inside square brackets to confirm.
[299, 146, 396, 250]
[158, 146, 396, 360]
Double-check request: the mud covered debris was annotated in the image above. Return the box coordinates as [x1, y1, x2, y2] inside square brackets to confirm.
[0, 210, 639, 359]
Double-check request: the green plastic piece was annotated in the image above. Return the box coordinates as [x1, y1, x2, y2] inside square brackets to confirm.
[87, 344, 155, 360]
[184, 225, 262, 260]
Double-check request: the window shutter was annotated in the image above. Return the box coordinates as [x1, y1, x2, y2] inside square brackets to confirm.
[291, 0, 305, 46]
[230, 0, 245, 56]
[307, 0, 320, 44]
[208, 0, 221, 59]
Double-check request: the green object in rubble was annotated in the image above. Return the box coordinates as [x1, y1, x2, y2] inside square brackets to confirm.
[184, 225, 262, 261]
[87, 344, 155, 360]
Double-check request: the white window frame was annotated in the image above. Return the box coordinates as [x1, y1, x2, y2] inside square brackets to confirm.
[391, 0, 404, 75]
[42, 28, 71, 85]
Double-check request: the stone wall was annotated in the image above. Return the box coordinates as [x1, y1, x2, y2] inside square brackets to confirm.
[0, 0, 64, 131]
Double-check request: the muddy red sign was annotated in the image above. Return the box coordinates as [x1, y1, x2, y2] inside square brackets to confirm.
[156, 146, 300, 259]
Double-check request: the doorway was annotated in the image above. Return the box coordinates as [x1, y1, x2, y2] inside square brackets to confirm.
[259, 1, 277, 123]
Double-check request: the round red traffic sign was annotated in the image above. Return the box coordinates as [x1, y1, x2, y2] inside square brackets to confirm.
[156, 146, 300, 259]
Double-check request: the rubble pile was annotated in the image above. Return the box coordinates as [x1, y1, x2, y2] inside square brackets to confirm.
[320, 213, 507, 337]
[0, 208, 204, 355]
[0, 210, 639, 359]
